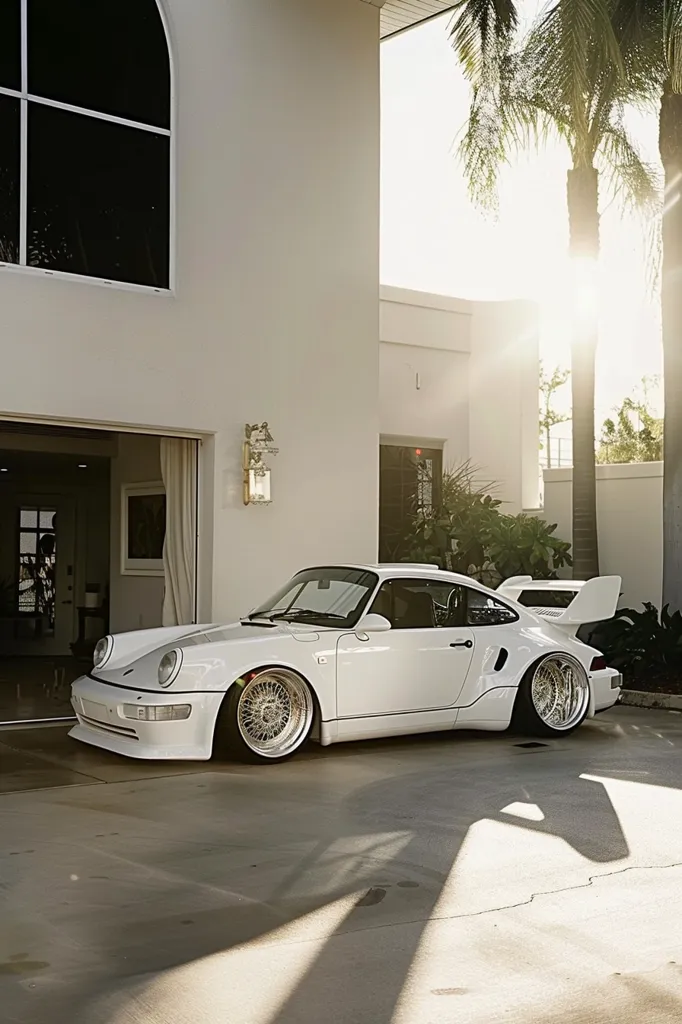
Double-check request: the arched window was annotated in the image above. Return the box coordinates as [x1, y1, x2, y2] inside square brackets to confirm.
[0, 1, 171, 290]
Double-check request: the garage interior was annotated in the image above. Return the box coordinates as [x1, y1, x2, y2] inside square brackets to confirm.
[0, 421, 198, 725]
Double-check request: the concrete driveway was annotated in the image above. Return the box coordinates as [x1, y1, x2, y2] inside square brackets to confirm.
[1, 706, 682, 1024]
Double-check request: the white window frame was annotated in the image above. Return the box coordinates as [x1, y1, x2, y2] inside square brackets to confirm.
[0, 0, 175, 295]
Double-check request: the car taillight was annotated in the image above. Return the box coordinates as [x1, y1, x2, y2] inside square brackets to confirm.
[590, 656, 607, 671]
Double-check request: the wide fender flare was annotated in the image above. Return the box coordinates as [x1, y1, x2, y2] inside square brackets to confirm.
[507, 649, 595, 716]
[210, 661, 326, 731]
[465, 637, 591, 712]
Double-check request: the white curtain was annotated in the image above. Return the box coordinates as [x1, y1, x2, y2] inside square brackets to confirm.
[160, 438, 197, 626]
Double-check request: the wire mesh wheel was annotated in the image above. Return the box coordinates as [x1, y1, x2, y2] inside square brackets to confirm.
[236, 668, 314, 758]
[529, 654, 590, 732]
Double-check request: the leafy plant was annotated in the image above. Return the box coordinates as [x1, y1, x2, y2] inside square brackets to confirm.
[596, 603, 682, 674]
[597, 390, 663, 465]
[395, 462, 572, 588]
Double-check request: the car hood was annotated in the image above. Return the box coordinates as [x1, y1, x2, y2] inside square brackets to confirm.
[90, 620, 321, 687]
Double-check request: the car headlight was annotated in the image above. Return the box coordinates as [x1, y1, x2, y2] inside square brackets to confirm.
[93, 635, 114, 670]
[158, 649, 183, 687]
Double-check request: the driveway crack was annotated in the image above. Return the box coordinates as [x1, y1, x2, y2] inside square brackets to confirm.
[431, 860, 682, 922]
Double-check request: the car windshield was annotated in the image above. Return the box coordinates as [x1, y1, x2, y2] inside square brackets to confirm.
[248, 567, 378, 628]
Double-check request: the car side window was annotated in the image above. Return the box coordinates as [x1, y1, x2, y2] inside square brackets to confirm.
[369, 579, 466, 629]
[465, 587, 518, 626]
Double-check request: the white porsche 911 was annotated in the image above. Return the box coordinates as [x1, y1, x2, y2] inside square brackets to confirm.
[70, 564, 623, 764]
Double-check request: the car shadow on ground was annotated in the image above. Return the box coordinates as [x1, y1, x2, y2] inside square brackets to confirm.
[9, 710, 680, 1024]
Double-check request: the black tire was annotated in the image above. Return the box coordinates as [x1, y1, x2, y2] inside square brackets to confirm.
[511, 653, 590, 738]
[213, 667, 315, 764]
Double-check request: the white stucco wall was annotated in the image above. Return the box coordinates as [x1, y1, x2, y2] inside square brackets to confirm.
[469, 299, 540, 512]
[379, 288, 470, 464]
[379, 287, 539, 512]
[0, 0, 380, 620]
[542, 462, 663, 610]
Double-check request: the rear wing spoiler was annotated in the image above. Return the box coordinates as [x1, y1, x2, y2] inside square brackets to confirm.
[497, 575, 621, 631]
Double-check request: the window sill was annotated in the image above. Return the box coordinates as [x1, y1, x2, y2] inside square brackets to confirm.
[0, 259, 175, 297]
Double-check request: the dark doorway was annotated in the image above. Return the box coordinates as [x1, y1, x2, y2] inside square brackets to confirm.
[379, 444, 443, 562]
[0, 435, 113, 723]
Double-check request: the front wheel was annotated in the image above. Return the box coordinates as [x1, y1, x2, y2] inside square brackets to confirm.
[215, 668, 315, 764]
[512, 653, 590, 737]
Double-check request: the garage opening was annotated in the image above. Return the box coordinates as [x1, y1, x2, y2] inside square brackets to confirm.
[0, 422, 199, 725]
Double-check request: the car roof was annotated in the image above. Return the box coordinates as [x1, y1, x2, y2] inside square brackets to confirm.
[306, 563, 479, 586]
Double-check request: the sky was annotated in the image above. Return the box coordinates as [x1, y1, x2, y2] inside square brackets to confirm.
[380, 5, 664, 428]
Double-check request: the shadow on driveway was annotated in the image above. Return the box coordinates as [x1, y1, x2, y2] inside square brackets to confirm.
[2, 707, 681, 1024]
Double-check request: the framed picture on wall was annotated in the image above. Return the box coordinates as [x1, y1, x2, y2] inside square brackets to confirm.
[121, 483, 166, 576]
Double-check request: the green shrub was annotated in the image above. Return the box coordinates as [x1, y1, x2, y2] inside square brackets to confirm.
[596, 603, 682, 674]
[396, 463, 572, 587]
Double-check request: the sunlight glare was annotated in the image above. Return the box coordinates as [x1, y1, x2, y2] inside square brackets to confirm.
[500, 801, 545, 822]
[110, 893, 363, 1024]
[571, 256, 599, 322]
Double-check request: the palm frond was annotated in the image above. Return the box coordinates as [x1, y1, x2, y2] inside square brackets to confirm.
[598, 123, 662, 212]
[448, 0, 518, 84]
[539, 0, 626, 149]
[665, 0, 682, 91]
[610, 0, 667, 88]
[459, 55, 567, 210]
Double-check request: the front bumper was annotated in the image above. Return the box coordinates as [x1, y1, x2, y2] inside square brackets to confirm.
[590, 668, 622, 714]
[69, 675, 224, 760]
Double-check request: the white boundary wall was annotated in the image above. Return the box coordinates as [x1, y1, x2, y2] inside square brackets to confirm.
[542, 462, 663, 610]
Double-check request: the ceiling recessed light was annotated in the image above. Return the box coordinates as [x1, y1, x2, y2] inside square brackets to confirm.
[0, 468, 7, 473]
[78, 464, 88, 469]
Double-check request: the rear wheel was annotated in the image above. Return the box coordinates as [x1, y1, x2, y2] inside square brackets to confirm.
[512, 653, 590, 737]
[215, 668, 315, 764]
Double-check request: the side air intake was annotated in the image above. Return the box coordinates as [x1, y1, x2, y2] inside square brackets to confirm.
[494, 648, 509, 672]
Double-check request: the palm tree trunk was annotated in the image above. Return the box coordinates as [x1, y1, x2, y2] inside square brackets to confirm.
[567, 166, 600, 579]
[660, 83, 682, 611]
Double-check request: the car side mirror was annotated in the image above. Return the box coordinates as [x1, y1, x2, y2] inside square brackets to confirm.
[355, 613, 392, 635]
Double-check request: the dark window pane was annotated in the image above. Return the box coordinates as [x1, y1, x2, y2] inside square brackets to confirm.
[28, 0, 170, 128]
[0, 0, 20, 90]
[28, 105, 170, 288]
[517, 589, 574, 609]
[0, 95, 20, 265]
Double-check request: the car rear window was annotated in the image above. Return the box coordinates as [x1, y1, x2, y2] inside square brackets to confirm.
[517, 589, 576, 609]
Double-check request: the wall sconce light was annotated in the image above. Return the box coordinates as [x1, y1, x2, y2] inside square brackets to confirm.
[243, 422, 279, 505]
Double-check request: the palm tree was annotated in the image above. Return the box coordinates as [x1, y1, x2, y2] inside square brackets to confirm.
[450, 0, 660, 579]
[652, 1, 682, 610]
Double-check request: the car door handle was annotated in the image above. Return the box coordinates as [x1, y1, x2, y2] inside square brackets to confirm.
[450, 640, 473, 649]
